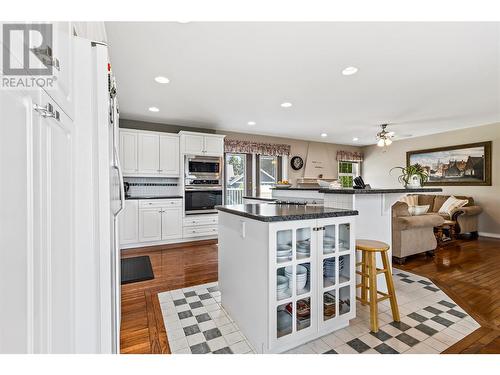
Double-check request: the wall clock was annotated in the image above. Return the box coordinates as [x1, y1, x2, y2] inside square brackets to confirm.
[290, 156, 304, 171]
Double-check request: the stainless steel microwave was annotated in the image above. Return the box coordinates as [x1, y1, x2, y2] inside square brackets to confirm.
[186, 156, 221, 175]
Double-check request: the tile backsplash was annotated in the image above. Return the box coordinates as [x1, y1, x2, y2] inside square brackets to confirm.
[124, 177, 181, 197]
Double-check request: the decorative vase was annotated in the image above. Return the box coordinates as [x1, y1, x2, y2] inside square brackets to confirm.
[407, 174, 422, 189]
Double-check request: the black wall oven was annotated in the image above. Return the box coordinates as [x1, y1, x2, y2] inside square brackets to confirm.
[185, 188, 223, 214]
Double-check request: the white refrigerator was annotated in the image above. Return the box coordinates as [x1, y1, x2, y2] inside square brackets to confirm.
[77, 39, 124, 353]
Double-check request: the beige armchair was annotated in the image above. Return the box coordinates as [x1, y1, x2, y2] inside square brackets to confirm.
[392, 201, 445, 264]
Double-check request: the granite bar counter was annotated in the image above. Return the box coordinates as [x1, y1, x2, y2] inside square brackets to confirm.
[242, 195, 277, 203]
[125, 195, 183, 200]
[216, 203, 358, 222]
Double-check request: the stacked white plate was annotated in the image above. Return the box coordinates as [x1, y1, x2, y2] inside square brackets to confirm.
[323, 258, 336, 279]
[277, 275, 289, 299]
[323, 236, 335, 254]
[285, 265, 308, 291]
[296, 240, 310, 257]
[277, 243, 292, 261]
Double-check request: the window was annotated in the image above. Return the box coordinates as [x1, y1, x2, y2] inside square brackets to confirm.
[224, 152, 284, 201]
[225, 153, 248, 204]
[257, 155, 282, 198]
[338, 161, 360, 188]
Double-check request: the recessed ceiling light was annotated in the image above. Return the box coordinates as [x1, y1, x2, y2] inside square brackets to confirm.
[247, 121, 256, 126]
[148, 106, 159, 112]
[154, 76, 170, 84]
[321, 133, 328, 138]
[352, 137, 359, 141]
[342, 66, 359, 76]
[280, 102, 293, 108]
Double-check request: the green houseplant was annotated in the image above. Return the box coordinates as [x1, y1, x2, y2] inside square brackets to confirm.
[390, 163, 429, 188]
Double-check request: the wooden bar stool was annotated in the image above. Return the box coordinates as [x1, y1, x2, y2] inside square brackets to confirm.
[355, 239, 400, 333]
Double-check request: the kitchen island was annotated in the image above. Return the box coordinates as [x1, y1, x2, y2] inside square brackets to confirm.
[216, 203, 358, 353]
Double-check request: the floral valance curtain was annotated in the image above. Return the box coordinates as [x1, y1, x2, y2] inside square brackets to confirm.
[224, 139, 291, 156]
[336, 150, 364, 162]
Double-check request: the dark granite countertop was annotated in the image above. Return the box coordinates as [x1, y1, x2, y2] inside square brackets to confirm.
[216, 204, 358, 222]
[319, 188, 443, 194]
[272, 187, 443, 194]
[242, 196, 277, 202]
[125, 195, 183, 200]
[271, 187, 322, 190]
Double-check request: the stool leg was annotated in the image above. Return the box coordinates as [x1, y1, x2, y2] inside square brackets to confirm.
[368, 252, 379, 332]
[381, 251, 400, 322]
[361, 251, 367, 305]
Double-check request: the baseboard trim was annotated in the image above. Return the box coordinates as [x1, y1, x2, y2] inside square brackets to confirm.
[478, 232, 500, 239]
[121, 236, 217, 251]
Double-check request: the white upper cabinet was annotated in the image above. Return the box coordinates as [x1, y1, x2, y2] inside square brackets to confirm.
[180, 132, 225, 156]
[159, 134, 180, 176]
[203, 136, 225, 156]
[138, 133, 160, 174]
[182, 133, 205, 154]
[120, 130, 138, 174]
[119, 129, 180, 177]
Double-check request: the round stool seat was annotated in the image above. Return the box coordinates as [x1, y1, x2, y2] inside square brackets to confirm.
[356, 239, 390, 252]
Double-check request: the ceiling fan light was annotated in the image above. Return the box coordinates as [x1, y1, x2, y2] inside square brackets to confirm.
[377, 139, 385, 147]
[385, 138, 393, 146]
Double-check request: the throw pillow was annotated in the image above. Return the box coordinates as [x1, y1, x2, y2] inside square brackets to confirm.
[400, 195, 418, 206]
[438, 196, 469, 218]
[408, 205, 430, 216]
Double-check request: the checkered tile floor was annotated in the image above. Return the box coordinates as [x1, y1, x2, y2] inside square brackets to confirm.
[158, 268, 480, 354]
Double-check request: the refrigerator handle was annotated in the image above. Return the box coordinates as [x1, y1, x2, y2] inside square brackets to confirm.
[113, 146, 126, 217]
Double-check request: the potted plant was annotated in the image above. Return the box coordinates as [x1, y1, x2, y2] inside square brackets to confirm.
[390, 163, 429, 188]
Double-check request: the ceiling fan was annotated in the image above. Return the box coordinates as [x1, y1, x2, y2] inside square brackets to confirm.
[376, 124, 395, 147]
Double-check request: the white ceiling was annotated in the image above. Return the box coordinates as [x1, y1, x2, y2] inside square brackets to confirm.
[105, 22, 500, 145]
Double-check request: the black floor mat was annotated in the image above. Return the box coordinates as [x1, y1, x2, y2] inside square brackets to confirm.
[121, 256, 154, 285]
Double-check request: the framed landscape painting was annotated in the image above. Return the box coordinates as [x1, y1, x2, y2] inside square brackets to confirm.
[407, 141, 492, 186]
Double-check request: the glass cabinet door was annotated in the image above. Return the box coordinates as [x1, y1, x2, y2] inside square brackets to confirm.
[339, 223, 351, 252]
[273, 223, 315, 343]
[322, 224, 336, 254]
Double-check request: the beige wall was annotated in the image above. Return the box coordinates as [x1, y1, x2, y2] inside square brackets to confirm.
[362, 122, 500, 236]
[219, 131, 362, 185]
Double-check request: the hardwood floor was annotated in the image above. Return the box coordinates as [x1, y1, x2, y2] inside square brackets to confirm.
[120, 236, 500, 354]
[397, 236, 500, 354]
[120, 240, 218, 354]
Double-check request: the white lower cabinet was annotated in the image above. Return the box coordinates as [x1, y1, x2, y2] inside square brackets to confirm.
[120, 201, 219, 247]
[119, 200, 138, 244]
[122, 199, 183, 246]
[139, 208, 162, 242]
[183, 214, 218, 238]
[161, 207, 183, 240]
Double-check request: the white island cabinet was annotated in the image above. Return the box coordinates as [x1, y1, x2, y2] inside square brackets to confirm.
[217, 204, 357, 353]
